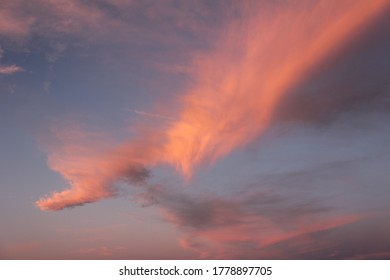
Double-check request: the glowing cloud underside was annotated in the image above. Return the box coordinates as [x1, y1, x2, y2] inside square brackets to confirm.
[36, 0, 389, 211]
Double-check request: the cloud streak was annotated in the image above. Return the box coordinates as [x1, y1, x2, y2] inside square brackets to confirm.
[36, 0, 389, 214]
[0, 64, 23, 75]
[133, 110, 174, 121]
[163, 0, 390, 177]
[0, 46, 23, 75]
[135, 183, 363, 259]
[36, 123, 158, 210]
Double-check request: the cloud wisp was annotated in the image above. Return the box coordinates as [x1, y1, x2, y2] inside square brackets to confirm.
[0, 46, 23, 75]
[134, 183, 364, 259]
[35, 0, 390, 211]
[163, 0, 390, 177]
[0, 64, 23, 75]
[36, 124, 158, 210]
[30, 1, 390, 260]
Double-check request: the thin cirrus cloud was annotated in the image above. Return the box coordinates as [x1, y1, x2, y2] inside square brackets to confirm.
[35, 0, 390, 212]
[0, 0, 115, 39]
[0, 0, 220, 52]
[162, 0, 390, 177]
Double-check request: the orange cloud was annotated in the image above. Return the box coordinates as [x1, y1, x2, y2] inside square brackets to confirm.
[163, 0, 390, 177]
[36, 124, 159, 210]
[36, 0, 390, 210]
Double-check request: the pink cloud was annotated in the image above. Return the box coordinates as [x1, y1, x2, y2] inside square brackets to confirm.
[0, 4, 34, 37]
[36, 123, 160, 210]
[0, 47, 24, 75]
[0, 64, 24, 75]
[162, 0, 390, 177]
[36, 0, 390, 212]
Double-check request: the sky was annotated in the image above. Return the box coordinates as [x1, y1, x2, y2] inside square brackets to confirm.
[0, 0, 390, 259]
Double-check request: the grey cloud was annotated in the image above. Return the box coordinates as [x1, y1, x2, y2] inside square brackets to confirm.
[255, 215, 390, 259]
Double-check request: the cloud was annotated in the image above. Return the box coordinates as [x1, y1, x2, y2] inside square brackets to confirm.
[258, 214, 390, 259]
[133, 110, 174, 121]
[0, 0, 108, 39]
[0, 0, 222, 53]
[272, 12, 390, 126]
[0, 46, 24, 75]
[0, 64, 24, 75]
[162, 0, 390, 177]
[135, 183, 360, 259]
[0, 2, 34, 38]
[140, 144, 390, 259]
[125, 107, 390, 259]
[36, 123, 158, 211]
[36, 0, 390, 212]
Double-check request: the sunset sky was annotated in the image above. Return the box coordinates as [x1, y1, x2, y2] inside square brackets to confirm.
[1, 0, 390, 259]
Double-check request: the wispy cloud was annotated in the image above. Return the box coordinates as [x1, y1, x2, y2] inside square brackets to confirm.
[36, 0, 390, 212]
[0, 46, 23, 75]
[0, 64, 23, 75]
[35, 123, 158, 210]
[133, 109, 174, 121]
[0, 2, 34, 38]
[162, 0, 390, 177]
[132, 183, 363, 259]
